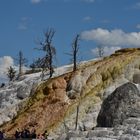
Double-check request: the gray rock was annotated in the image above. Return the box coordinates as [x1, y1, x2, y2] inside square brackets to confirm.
[17, 82, 31, 99]
[56, 134, 67, 140]
[133, 74, 140, 84]
[123, 118, 140, 125]
[119, 135, 139, 140]
[66, 130, 80, 139]
[69, 137, 88, 140]
[87, 129, 114, 138]
[83, 121, 94, 131]
[97, 82, 140, 127]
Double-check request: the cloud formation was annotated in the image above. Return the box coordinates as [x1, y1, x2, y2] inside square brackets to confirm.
[0, 56, 15, 82]
[81, 28, 140, 47]
[101, 19, 110, 24]
[31, 0, 42, 4]
[83, 16, 92, 21]
[136, 24, 140, 29]
[18, 17, 31, 31]
[82, 0, 95, 3]
[132, 2, 140, 9]
[91, 46, 121, 57]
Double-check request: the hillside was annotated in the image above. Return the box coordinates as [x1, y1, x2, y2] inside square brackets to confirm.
[1, 48, 140, 139]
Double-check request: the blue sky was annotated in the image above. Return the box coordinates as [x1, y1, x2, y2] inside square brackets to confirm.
[1, 0, 140, 68]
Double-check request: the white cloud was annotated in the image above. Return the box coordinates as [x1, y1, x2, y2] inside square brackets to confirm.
[101, 19, 110, 24]
[63, 0, 71, 2]
[0, 56, 15, 82]
[83, 16, 92, 21]
[83, 0, 95, 3]
[18, 24, 27, 30]
[0, 56, 29, 83]
[81, 28, 140, 47]
[132, 2, 140, 9]
[136, 24, 140, 29]
[31, 0, 42, 4]
[17, 17, 31, 31]
[0, 56, 14, 71]
[91, 46, 121, 57]
[30, 0, 47, 4]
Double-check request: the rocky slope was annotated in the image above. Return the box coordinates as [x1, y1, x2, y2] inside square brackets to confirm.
[1, 48, 140, 139]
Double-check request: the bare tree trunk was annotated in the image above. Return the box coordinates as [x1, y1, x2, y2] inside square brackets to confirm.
[97, 45, 104, 58]
[75, 102, 80, 130]
[73, 48, 77, 71]
[19, 58, 23, 77]
[49, 45, 53, 78]
[42, 28, 56, 79]
[18, 51, 25, 77]
[73, 34, 80, 72]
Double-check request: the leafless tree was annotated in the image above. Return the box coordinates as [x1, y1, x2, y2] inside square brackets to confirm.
[36, 28, 56, 79]
[97, 45, 104, 58]
[73, 34, 80, 71]
[66, 34, 81, 130]
[67, 34, 80, 72]
[16, 51, 27, 78]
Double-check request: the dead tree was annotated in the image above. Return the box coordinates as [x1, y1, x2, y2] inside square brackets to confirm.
[36, 28, 56, 79]
[97, 45, 104, 58]
[15, 51, 27, 78]
[66, 34, 80, 72]
[66, 34, 81, 130]
[16, 51, 27, 77]
[67, 34, 81, 130]
[73, 34, 80, 71]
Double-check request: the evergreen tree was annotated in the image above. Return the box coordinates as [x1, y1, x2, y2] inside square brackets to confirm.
[7, 66, 16, 81]
[29, 58, 43, 73]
